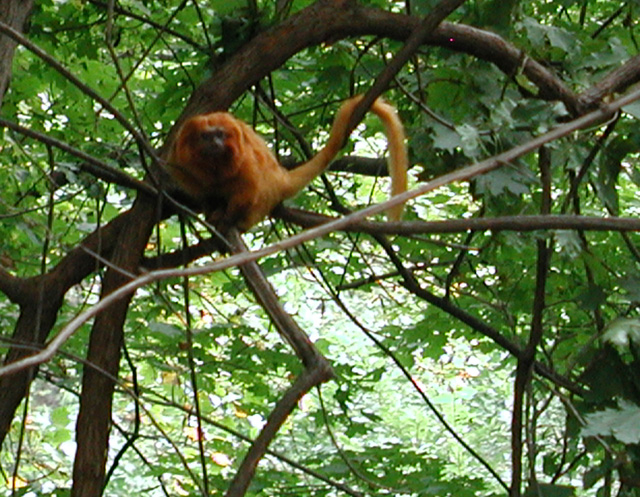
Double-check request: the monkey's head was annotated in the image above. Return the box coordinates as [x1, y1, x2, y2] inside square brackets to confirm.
[167, 110, 279, 206]
[166, 112, 247, 198]
[172, 113, 238, 172]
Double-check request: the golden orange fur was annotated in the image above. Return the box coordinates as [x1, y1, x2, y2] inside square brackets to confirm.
[166, 95, 408, 231]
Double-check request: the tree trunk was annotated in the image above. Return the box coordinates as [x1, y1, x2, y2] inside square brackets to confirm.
[71, 196, 158, 497]
[0, 0, 34, 107]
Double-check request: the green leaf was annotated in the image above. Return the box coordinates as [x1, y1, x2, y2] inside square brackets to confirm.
[582, 400, 640, 444]
[603, 318, 640, 348]
[455, 123, 482, 158]
[50, 406, 71, 427]
[432, 123, 462, 152]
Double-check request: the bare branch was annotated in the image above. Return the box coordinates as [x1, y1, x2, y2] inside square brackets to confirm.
[222, 229, 333, 495]
[278, 210, 640, 234]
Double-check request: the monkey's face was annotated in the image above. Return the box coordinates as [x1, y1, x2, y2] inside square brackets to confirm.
[195, 125, 230, 162]
[168, 110, 279, 202]
[175, 113, 237, 173]
[166, 113, 242, 198]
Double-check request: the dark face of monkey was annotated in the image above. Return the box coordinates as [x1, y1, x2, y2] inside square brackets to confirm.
[196, 126, 232, 165]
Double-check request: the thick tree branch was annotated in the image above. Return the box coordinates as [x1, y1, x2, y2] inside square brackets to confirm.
[174, 2, 579, 130]
[0, 208, 144, 444]
[578, 54, 640, 110]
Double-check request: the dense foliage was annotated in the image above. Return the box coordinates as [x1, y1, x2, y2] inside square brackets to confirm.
[1, 0, 640, 496]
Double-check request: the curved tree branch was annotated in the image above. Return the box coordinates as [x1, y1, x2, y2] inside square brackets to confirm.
[174, 1, 580, 128]
[0, 207, 148, 443]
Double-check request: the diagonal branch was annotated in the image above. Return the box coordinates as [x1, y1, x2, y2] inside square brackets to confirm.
[223, 228, 334, 496]
[0, 116, 156, 196]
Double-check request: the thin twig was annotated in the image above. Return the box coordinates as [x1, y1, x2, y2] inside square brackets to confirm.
[179, 220, 210, 495]
[346, 0, 466, 138]
[510, 147, 552, 497]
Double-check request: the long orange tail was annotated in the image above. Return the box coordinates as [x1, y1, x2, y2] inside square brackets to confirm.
[285, 95, 408, 220]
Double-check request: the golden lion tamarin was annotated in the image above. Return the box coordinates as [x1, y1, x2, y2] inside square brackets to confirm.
[166, 95, 408, 231]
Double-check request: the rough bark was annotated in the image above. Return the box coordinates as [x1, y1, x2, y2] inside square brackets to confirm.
[0, 0, 33, 107]
[71, 195, 158, 497]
